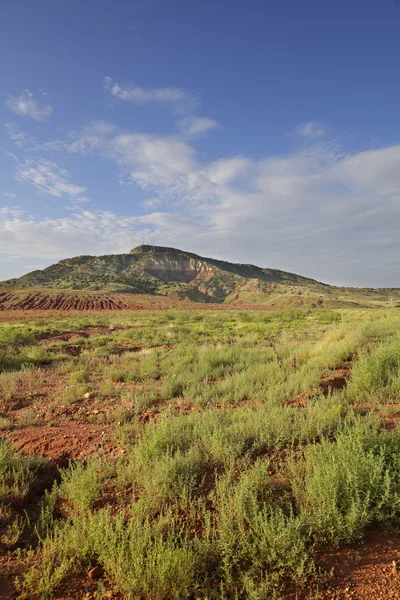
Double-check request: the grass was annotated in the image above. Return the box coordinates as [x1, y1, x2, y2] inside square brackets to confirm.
[1, 308, 400, 598]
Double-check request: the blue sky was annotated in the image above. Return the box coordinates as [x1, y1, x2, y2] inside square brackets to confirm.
[1, 0, 400, 286]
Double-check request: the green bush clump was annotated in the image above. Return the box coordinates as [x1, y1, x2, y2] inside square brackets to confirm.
[348, 336, 400, 401]
[0, 328, 35, 358]
[69, 369, 90, 384]
[290, 420, 400, 544]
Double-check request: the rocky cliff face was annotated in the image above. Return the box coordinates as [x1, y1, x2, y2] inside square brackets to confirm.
[142, 257, 215, 283]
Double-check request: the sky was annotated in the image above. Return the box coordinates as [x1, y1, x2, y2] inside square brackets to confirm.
[1, 0, 400, 287]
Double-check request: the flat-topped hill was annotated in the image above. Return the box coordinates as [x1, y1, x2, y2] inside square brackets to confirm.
[2, 246, 399, 308]
[1, 245, 325, 302]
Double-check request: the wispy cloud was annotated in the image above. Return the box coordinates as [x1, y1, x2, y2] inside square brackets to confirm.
[6, 90, 53, 121]
[177, 116, 220, 138]
[3, 192, 17, 199]
[295, 121, 326, 138]
[5, 123, 36, 148]
[104, 76, 186, 105]
[103, 77, 219, 135]
[62, 121, 118, 154]
[112, 132, 196, 190]
[0, 207, 143, 266]
[65, 123, 196, 192]
[15, 159, 86, 198]
[104, 76, 203, 116]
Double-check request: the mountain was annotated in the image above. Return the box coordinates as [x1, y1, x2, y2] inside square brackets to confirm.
[2, 245, 399, 308]
[1, 245, 327, 303]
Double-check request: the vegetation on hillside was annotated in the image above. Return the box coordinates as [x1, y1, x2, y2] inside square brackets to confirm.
[2, 246, 400, 308]
[0, 245, 326, 301]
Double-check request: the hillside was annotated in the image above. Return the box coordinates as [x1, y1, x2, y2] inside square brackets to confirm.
[2, 245, 400, 309]
[1, 245, 327, 302]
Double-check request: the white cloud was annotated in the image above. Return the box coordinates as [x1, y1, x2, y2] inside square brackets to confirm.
[104, 76, 185, 104]
[103, 77, 217, 137]
[0, 206, 211, 275]
[6, 90, 53, 121]
[203, 157, 249, 185]
[112, 132, 195, 189]
[15, 159, 86, 198]
[103, 76, 200, 115]
[5, 122, 36, 147]
[0, 208, 142, 267]
[142, 197, 162, 208]
[7, 105, 400, 286]
[295, 121, 326, 138]
[332, 146, 400, 196]
[65, 124, 197, 193]
[48, 121, 118, 154]
[0, 207, 23, 219]
[3, 192, 17, 199]
[105, 137, 400, 285]
[177, 116, 219, 137]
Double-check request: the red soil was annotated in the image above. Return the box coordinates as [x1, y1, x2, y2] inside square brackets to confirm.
[319, 360, 352, 395]
[290, 529, 400, 599]
[0, 290, 312, 316]
[1, 421, 117, 466]
[290, 360, 352, 407]
[0, 292, 129, 311]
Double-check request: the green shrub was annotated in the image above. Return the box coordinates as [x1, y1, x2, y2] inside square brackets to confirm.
[0, 440, 44, 503]
[69, 369, 90, 384]
[348, 337, 400, 401]
[290, 420, 400, 544]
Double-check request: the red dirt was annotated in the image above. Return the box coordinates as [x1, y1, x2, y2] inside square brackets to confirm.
[290, 394, 310, 407]
[0, 290, 317, 318]
[290, 360, 352, 407]
[320, 360, 352, 395]
[0, 292, 129, 311]
[53, 575, 123, 600]
[37, 326, 128, 344]
[353, 401, 400, 434]
[384, 416, 400, 432]
[1, 421, 116, 465]
[290, 529, 400, 599]
[0, 566, 15, 600]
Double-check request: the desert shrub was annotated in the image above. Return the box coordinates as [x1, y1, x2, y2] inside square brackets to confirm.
[116, 390, 160, 422]
[98, 382, 119, 399]
[348, 337, 400, 401]
[60, 459, 104, 512]
[0, 328, 35, 358]
[0, 328, 36, 370]
[124, 444, 209, 509]
[212, 465, 308, 589]
[57, 383, 91, 404]
[0, 417, 12, 430]
[0, 440, 44, 503]
[69, 369, 90, 384]
[24, 346, 65, 365]
[19, 507, 201, 600]
[16, 409, 42, 428]
[290, 420, 400, 544]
